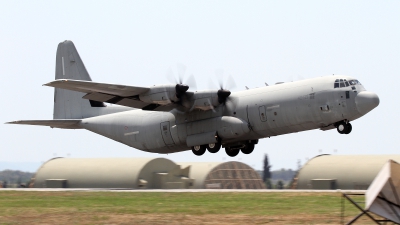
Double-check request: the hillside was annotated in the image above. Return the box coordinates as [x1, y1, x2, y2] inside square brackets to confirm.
[0, 170, 34, 186]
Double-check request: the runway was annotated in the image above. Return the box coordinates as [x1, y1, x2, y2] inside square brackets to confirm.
[0, 188, 366, 193]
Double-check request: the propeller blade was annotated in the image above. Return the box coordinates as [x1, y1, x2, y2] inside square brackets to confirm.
[225, 75, 237, 90]
[215, 68, 224, 89]
[185, 74, 197, 91]
[176, 63, 187, 84]
[225, 96, 239, 112]
[166, 67, 177, 84]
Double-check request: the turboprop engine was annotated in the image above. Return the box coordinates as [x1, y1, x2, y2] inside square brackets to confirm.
[186, 89, 232, 111]
[139, 84, 189, 105]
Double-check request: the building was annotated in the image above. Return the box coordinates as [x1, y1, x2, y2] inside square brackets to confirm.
[179, 161, 265, 189]
[31, 158, 264, 189]
[292, 155, 400, 190]
[32, 157, 193, 189]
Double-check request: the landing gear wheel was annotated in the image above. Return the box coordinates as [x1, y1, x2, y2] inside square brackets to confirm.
[207, 142, 221, 153]
[337, 122, 347, 134]
[241, 143, 255, 154]
[225, 147, 240, 157]
[344, 123, 352, 134]
[192, 145, 206, 156]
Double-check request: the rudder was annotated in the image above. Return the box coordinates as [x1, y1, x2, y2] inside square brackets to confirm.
[53, 41, 101, 119]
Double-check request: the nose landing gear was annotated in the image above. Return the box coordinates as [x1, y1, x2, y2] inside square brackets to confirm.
[336, 121, 352, 134]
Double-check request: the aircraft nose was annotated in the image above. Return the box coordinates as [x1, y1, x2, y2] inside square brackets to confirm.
[355, 91, 380, 115]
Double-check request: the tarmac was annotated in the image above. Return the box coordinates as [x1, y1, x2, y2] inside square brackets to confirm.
[0, 188, 366, 193]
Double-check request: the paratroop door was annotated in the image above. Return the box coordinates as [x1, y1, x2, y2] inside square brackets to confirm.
[160, 121, 175, 146]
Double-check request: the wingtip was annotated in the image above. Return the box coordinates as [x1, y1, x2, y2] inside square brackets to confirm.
[43, 80, 64, 87]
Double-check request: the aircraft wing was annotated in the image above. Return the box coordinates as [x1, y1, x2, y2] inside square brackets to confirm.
[44, 79, 163, 109]
[6, 120, 81, 129]
[44, 79, 149, 97]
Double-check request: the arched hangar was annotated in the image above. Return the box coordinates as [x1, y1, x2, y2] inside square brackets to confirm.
[179, 161, 265, 189]
[292, 155, 400, 190]
[32, 157, 193, 189]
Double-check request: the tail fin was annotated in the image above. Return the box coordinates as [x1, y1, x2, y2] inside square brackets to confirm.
[54, 41, 105, 119]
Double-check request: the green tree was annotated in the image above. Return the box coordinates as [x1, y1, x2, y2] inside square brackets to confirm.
[265, 179, 272, 189]
[276, 180, 284, 189]
[263, 154, 271, 182]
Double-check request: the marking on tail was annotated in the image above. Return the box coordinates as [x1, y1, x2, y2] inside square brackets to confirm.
[62, 56, 65, 76]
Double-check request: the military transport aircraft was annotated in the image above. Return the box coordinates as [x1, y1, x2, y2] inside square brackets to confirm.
[7, 41, 380, 157]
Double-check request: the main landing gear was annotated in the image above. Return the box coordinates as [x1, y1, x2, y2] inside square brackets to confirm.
[336, 121, 352, 134]
[191, 142, 222, 156]
[191, 140, 257, 157]
[225, 142, 255, 157]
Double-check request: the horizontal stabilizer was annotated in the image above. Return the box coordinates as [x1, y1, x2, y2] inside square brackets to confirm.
[44, 79, 149, 97]
[6, 120, 82, 129]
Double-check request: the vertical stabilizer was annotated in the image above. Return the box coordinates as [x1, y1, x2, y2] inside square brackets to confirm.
[54, 41, 100, 119]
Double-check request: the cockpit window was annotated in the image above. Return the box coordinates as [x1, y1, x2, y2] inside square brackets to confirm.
[334, 79, 339, 88]
[348, 80, 362, 85]
[339, 79, 345, 88]
[334, 79, 361, 88]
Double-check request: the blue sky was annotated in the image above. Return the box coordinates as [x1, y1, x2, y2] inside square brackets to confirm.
[1, 1, 399, 172]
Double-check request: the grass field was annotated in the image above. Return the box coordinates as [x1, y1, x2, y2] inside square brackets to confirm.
[0, 191, 376, 224]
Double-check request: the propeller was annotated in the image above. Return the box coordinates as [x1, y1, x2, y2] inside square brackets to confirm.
[210, 69, 239, 112]
[166, 63, 197, 92]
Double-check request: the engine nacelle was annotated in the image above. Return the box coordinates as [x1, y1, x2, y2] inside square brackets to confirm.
[139, 84, 184, 105]
[188, 90, 220, 110]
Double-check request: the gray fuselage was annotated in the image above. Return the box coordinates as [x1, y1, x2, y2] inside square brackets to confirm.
[80, 75, 378, 154]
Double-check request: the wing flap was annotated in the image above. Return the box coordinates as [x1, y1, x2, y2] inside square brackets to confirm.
[44, 79, 149, 97]
[6, 120, 82, 129]
[82, 92, 116, 102]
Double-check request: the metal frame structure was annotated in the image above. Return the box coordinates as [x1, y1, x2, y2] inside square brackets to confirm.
[341, 193, 398, 225]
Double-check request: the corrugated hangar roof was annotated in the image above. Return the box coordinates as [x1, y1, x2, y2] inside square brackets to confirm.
[179, 161, 265, 189]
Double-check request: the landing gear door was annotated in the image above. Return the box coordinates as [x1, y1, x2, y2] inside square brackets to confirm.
[160, 121, 175, 146]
